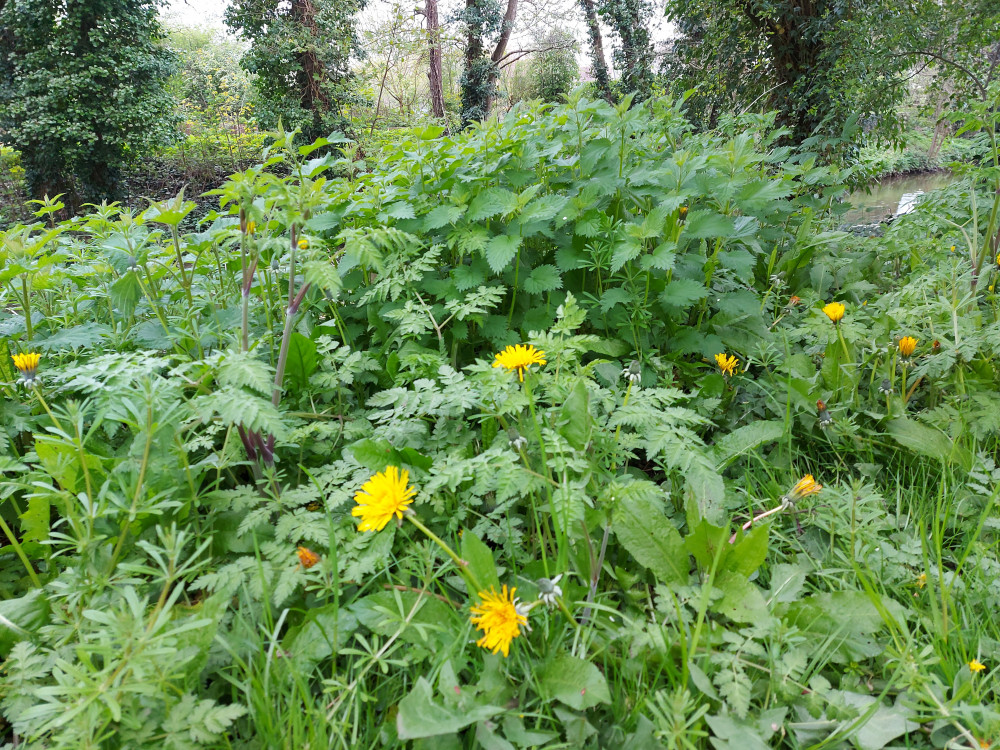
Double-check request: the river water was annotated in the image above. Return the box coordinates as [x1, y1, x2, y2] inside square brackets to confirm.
[841, 171, 956, 226]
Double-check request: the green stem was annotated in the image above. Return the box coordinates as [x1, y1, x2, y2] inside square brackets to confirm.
[21, 276, 32, 342]
[405, 513, 483, 593]
[0, 513, 41, 588]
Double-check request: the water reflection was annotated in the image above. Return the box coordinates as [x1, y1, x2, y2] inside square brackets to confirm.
[842, 172, 956, 225]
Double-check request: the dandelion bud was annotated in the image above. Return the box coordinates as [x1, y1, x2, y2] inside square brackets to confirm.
[678, 206, 688, 223]
[878, 378, 893, 394]
[898, 336, 917, 358]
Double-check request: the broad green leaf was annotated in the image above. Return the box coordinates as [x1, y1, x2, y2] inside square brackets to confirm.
[109, 272, 142, 317]
[523, 264, 562, 294]
[423, 205, 465, 231]
[659, 278, 708, 311]
[461, 532, 500, 593]
[397, 678, 502, 740]
[467, 188, 518, 222]
[713, 421, 785, 468]
[538, 655, 611, 710]
[683, 210, 735, 239]
[612, 483, 687, 584]
[19, 495, 49, 544]
[557, 378, 592, 450]
[886, 418, 971, 469]
[485, 234, 521, 274]
[714, 571, 769, 623]
[281, 605, 359, 671]
[0, 591, 49, 657]
[284, 332, 318, 391]
[384, 202, 416, 220]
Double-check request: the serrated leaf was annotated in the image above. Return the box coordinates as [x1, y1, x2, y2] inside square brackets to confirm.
[659, 279, 708, 310]
[424, 205, 465, 231]
[467, 188, 518, 222]
[683, 210, 735, 239]
[610, 239, 643, 272]
[302, 260, 342, 296]
[484, 234, 520, 274]
[385, 202, 417, 220]
[519, 194, 567, 224]
[523, 265, 562, 294]
[109, 272, 142, 317]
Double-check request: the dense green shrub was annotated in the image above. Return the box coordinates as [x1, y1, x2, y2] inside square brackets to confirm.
[0, 0, 177, 207]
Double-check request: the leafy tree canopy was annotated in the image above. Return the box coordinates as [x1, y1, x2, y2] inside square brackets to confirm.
[0, 0, 177, 206]
[665, 0, 1000, 146]
[224, 0, 366, 142]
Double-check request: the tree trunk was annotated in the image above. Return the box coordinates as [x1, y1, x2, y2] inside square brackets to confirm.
[426, 0, 445, 118]
[291, 0, 331, 132]
[578, 0, 612, 100]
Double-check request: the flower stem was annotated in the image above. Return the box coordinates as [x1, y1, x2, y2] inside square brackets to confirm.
[406, 513, 483, 594]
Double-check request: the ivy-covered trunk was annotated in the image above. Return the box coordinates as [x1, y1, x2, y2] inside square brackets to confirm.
[579, 0, 612, 100]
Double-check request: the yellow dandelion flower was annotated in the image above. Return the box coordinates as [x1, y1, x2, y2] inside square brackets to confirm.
[351, 466, 416, 532]
[917, 573, 926, 589]
[898, 336, 917, 357]
[714, 352, 739, 377]
[969, 659, 986, 673]
[296, 546, 320, 569]
[788, 475, 822, 502]
[11, 352, 41, 385]
[298, 238, 309, 250]
[950, 245, 956, 253]
[822, 302, 845, 324]
[246, 221, 256, 235]
[492, 344, 546, 382]
[470, 585, 528, 657]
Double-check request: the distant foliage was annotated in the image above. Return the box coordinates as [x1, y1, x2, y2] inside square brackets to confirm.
[225, 0, 366, 141]
[525, 32, 579, 102]
[598, 0, 656, 101]
[0, 0, 177, 206]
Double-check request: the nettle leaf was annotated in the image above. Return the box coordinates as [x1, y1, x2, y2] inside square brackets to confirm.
[467, 187, 518, 222]
[523, 265, 562, 294]
[683, 210, 735, 239]
[109, 272, 142, 317]
[659, 279, 708, 311]
[519, 194, 568, 224]
[484, 234, 521, 274]
[610, 239, 643, 272]
[452, 263, 486, 291]
[628, 204, 669, 240]
[384, 201, 417, 220]
[423, 205, 465, 231]
[641, 241, 676, 271]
